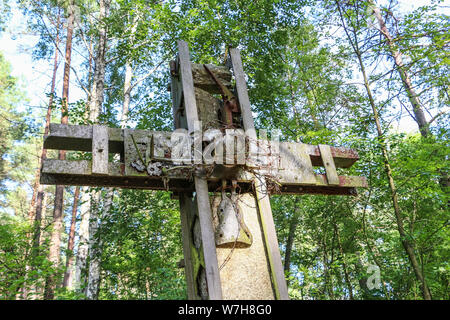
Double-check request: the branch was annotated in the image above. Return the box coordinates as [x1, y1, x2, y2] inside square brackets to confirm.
[428, 111, 446, 125]
[129, 60, 165, 92]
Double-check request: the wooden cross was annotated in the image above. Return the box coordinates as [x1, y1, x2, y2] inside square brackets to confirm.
[40, 41, 367, 300]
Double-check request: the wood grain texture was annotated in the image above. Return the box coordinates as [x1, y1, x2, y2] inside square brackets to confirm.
[43, 124, 360, 168]
[179, 193, 198, 299]
[229, 47, 289, 300]
[319, 144, 340, 186]
[178, 40, 223, 300]
[212, 193, 275, 299]
[92, 125, 109, 175]
[41, 159, 367, 189]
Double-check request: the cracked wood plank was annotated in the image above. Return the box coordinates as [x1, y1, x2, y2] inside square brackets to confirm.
[92, 125, 109, 175]
[319, 144, 340, 186]
[43, 124, 360, 168]
[229, 47, 289, 300]
[178, 40, 222, 300]
[40, 159, 367, 188]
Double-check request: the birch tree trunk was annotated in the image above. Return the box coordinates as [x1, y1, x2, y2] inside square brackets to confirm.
[86, 190, 112, 299]
[73, 15, 95, 295]
[368, 1, 430, 138]
[121, 61, 133, 126]
[44, 2, 74, 299]
[336, 2, 432, 299]
[62, 186, 80, 289]
[84, 0, 111, 300]
[85, 6, 141, 299]
[74, 188, 91, 293]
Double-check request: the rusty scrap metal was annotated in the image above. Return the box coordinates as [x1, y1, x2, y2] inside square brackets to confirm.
[203, 64, 240, 127]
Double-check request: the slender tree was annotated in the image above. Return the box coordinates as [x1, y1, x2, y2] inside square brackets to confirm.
[62, 186, 80, 289]
[44, 0, 75, 300]
[336, 1, 432, 300]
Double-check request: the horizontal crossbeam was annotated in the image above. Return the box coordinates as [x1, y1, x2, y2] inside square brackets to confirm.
[41, 124, 367, 195]
[40, 158, 366, 194]
[44, 123, 360, 167]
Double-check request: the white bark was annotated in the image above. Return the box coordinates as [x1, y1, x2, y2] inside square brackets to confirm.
[120, 11, 140, 127]
[369, 1, 430, 137]
[74, 0, 112, 297]
[121, 61, 133, 127]
[85, 0, 115, 299]
[74, 188, 91, 292]
[86, 190, 113, 299]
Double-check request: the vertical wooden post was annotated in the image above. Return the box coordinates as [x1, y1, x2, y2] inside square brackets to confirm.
[177, 40, 223, 300]
[228, 48, 289, 300]
[92, 125, 109, 175]
[178, 193, 197, 299]
[319, 144, 339, 185]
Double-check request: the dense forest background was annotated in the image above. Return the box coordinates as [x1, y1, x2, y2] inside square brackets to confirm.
[0, 0, 448, 300]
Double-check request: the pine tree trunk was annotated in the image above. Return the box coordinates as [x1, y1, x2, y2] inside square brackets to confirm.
[44, 3, 74, 300]
[27, 11, 61, 262]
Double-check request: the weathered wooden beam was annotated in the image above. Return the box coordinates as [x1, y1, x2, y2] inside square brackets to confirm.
[43, 123, 123, 154]
[40, 159, 367, 189]
[43, 124, 360, 168]
[213, 193, 276, 299]
[307, 145, 359, 168]
[191, 63, 232, 94]
[279, 142, 316, 185]
[92, 125, 109, 175]
[319, 144, 339, 186]
[229, 47, 289, 300]
[178, 40, 223, 300]
[178, 193, 198, 299]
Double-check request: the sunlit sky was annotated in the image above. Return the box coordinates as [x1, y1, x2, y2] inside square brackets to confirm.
[0, 0, 447, 134]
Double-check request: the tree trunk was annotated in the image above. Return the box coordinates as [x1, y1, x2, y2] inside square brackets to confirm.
[357, 52, 431, 300]
[284, 198, 300, 284]
[86, 190, 113, 299]
[336, 2, 432, 299]
[321, 236, 334, 299]
[334, 221, 354, 299]
[83, 0, 111, 299]
[88, 0, 109, 123]
[44, 3, 74, 300]
[369, 0, 449, 200]
[121, 60, 133, 126]
[74, 188, 91, 293]
[62, 186, 80, 289]
[27, 11, 61, 261]
[368, 1, 430, 138]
